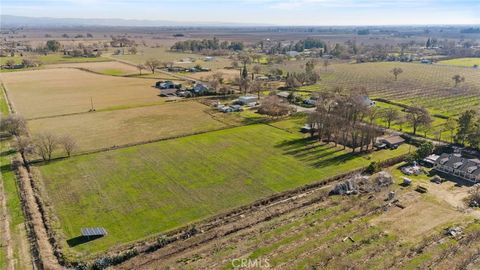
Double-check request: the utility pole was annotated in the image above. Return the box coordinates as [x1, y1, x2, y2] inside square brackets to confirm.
[90, 96, 94, 111]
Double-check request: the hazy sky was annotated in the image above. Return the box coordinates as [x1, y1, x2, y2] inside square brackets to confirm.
[2, 0, 480, 25]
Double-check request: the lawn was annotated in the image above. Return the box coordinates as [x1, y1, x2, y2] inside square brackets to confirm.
[28, 102, 226, 152]
[438, 58, 480, 68]
[0, 68, 162, 118]
[37, 124, 410, 258]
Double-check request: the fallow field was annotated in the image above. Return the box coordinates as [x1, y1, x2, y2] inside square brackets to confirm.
[28, 102, 227, 152]
[36, 124, 410, 258]
[45, 61, 140, 76]
[0, 68, 163, 118]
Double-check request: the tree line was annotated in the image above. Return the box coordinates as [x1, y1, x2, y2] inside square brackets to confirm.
[307, 87, 382, 153]
[170, 37, 244, 52]
[1, 114, 77, 162]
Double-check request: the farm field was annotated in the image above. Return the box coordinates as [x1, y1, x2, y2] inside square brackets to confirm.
[139, 171, 475, 270]
[300, 62, 480, 117]
[0, 68, 162, 118]
[37, 124, 410, 257]
[28, 102, 226, 152]
[439, 57, 480, 68]
[0, 53, 109, 66]
[111, 46, 232, 70]
[45, 61, 140, 76]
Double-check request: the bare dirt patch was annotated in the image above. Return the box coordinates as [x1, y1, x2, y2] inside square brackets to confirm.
[372, 197, 465, 240]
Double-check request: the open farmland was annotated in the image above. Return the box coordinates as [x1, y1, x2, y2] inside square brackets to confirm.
[36, 124, 410, 257]
[0, 68, 163, 118]
[0, 53, 110, 66]
[118, 168, 475, 270]
[111, 46, 232, 70]
[45, 61, 140, 76]
[439, 58, 480, 68]
[28, 102, 226, 152]
[301, 62, 480, 117]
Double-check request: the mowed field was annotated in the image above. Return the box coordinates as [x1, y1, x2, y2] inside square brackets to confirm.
[0, 68, 162, 118]
[28, 102, 226, 152]
[37, 124, 410, 257]
[300, 62, 480, 117]
[45, 61, 140, 76]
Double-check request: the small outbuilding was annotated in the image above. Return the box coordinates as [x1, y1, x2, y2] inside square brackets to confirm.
[379, 135, 405, 149]
[238, 95, 258, 105]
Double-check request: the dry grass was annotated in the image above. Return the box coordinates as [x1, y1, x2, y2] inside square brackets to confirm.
[28, 102, 226, 152]
[0, 68, 163, 118]
[45, 61, 140, 76]
[371, 197, 463, 240]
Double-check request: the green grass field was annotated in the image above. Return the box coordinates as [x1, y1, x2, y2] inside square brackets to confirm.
[0, 53, 110, 67]
[438, 58, 480, 68]
[37, 124, 410, 258]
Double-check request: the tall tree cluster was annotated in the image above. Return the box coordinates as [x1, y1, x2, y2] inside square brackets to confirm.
[171, 38, 244, 52]
[455, 109, 480, 148]
[307, 88, 381, 153]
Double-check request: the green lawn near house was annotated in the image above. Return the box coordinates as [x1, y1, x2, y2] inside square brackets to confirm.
[37, 124, 411, 259]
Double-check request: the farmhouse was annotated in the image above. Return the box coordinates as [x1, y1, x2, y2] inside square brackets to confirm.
[434, 153, 480, 183]
[193, 82, 210, 94]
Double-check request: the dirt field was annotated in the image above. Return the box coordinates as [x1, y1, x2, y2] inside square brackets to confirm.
[28, 102, 226, 152]
[0, 68, 163, 118]
[45, 61, 140, 76]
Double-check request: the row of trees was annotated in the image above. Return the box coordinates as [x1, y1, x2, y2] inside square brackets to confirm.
[1, 115, 77, 161]
[171, 38, 244, 52]
[307, 88, 382, 153]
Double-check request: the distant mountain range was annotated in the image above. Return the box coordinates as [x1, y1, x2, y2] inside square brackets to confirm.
[1, 15, 271, 28]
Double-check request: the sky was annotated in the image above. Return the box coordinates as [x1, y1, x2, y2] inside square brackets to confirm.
[2, 0, 480, 26]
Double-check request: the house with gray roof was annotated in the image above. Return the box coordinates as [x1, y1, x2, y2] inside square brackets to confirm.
[434, 153, 480, 183]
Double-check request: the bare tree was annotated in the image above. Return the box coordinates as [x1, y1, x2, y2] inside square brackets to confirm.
[258, 95, 291, 117]
[452, 74, 465, 87]
[15, 136, 34, 160]
[59, 135, 77, 157]
[231, 60, 239, 69]
[145, 58, 161, 74]
[252, 65, 261, 80]
[136, 64, 145, 75]
[443, 118, 456, 143]
[323, 59, 330, 71]
[1, 114, 27, 136]
[34, 133, 59, 161]
[250, 80, 263, 100]
[390, 67, 403, 81]
[381, 107, 400, 128]
[406, 106, 432, 135]
[128, 46, 138, 55]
